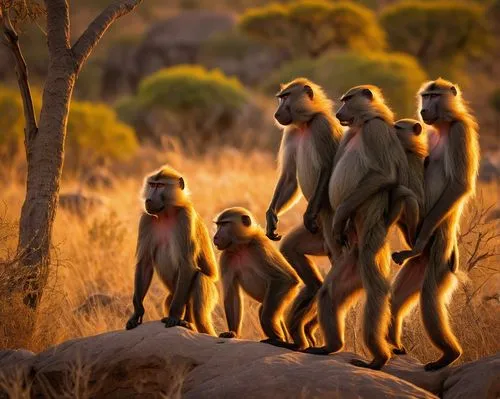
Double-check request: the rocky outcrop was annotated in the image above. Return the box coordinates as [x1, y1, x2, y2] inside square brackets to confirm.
[0, 324, 498, 398]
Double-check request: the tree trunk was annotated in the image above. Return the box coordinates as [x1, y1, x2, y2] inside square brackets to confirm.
[17, 54, 76, 307]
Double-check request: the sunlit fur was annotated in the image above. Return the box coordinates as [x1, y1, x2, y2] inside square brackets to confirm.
[276, 78, 334, 125]
[126, 165, 218, 335]
[324, 85, 408, 369]
[338, 85, 394, 126]
[270, 78, 343, 349]
[214, 207, 299, 341]
[390, 79, 480, 370]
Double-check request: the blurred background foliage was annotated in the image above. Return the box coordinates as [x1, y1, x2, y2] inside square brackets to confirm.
[0, 0, 499, 168]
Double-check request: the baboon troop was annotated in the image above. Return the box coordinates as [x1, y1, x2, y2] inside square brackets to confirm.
[126, 78, 479, 372]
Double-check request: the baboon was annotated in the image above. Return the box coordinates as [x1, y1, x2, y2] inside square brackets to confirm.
[330, 118, 426, 248]
[267, 78, 343, 349]
[125, 166, 218, 335]
[308, 86, 409, 370]
[214, 207, 300, 345]
[391, 79, 479, 370]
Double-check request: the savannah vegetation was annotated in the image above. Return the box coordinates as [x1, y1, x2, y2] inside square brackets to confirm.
[0, 0, 498, 374]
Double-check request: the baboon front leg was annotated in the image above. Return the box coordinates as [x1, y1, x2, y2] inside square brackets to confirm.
[351, 223, 391, 370]
[260, 281, 297, 348]
[421, 261, 462, 371]
[388, 257, 426, 354]
[126, 260, 153, 330]
[305, 251, 362, 355]
[191, 276, 216, 336]
[286, 286, 318, 349]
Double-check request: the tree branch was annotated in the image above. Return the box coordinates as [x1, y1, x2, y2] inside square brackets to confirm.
[71, 0, 143, 73]
[0, 5, 38, 145]
[44, 0, 70, 57]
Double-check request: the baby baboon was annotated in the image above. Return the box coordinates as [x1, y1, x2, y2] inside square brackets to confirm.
[267, 78, 343, 349]
[214, 207, 299, 345]
[309, 86, 409, 370]
[125, 166, 218, 335]
[391, 79, 479, 370]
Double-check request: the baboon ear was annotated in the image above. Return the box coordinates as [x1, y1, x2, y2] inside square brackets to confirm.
[413, 122, 422, 135]
[450, 86, 457, 96]
[362, 88, 373, 100]
[241, 215, 252, 227]
[179, 177, 185, 190]
[304, 85, 314, 100]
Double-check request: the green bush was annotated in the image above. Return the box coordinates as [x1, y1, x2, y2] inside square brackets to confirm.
[380, 1, 491, 77]
[240, 0, 385, 58]
[263, 51, 427, 117]
[66, 102, 138, 167]
[119, 65, 251, 148]
[0, 84, 137, 167]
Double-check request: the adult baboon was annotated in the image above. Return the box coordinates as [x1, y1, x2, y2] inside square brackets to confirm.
[330, 118, 426, 248]
[267, 78, 343, 349]
[391, 79, 479, 370]
[125, 166, 218, 336]
[308, 86, 409, 371]
[214, 207, 299, 345]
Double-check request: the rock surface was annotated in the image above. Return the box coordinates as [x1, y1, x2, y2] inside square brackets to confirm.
[0, 323, 498, 398]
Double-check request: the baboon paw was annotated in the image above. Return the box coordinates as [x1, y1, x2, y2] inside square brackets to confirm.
[125, 315, 142, 330]
[219, 331, 237, 339]
[424, 351, 460, 371]
[261, 339, 299, 351]
[162, 316, 181, 328]
[392, 346, 407, 355]
[302, 346, 331, 355]
[351, 358, 387, 370]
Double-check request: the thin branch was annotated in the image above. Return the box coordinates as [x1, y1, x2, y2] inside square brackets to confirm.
[43, 0, 70, 57]
[71, 0, 143, 73]
[0, 5, 38, 145]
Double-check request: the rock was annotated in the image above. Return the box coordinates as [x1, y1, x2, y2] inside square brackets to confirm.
[102, 11, 236, 98]
[58, 192, 105, 217]
[486, 208, 500, 222]
[1, 325, 497, 398]
[74, 293, 127, 317]
[479, 157, 500, 182]
[0, 349, 34, 369]
[443, 354, 500, 399]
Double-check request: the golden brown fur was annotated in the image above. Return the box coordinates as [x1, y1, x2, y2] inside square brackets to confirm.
[126, 165, 218, 335]
[391, 79, 480, 370]
[266, 78, 343, 349]
[308, 85, 408, 370]
[214, 207, 299, 344]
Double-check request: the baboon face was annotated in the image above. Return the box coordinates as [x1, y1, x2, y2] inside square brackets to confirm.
[395, 119, 422, 138]
[143, 175, 185, 215]
[274, 83, 314, 126]
[336, 88, 373, 126]
[420, 84, 457, 125]
[214, 211, 252, 250]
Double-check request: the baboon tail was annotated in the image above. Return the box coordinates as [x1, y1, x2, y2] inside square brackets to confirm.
[191, 273, 218, 336]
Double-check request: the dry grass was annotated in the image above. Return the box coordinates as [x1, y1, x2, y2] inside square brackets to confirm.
[0, 146, 498, 368]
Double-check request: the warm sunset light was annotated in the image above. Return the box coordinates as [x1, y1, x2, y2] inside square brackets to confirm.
[0, 0, 498, 397]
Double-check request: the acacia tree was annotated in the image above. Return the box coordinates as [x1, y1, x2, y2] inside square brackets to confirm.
[0, 0, 142, 309]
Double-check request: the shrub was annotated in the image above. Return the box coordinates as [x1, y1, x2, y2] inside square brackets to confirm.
[66, 102, 138, 169]
[240, 0, 385, 58]
[118, 65, 253, 149]
[380, 1, 491, 77]
[263, 51, 427, 117]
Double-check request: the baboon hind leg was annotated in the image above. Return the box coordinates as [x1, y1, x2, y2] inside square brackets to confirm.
[306, 250, 362, 355]
[388, 256, 426, 354]
[421, 244, 462, 371]
[281, 225, 326, 349]
[352, 221, 391, 370]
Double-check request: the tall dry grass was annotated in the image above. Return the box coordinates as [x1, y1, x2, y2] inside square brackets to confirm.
[0, 146, 498, 367]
